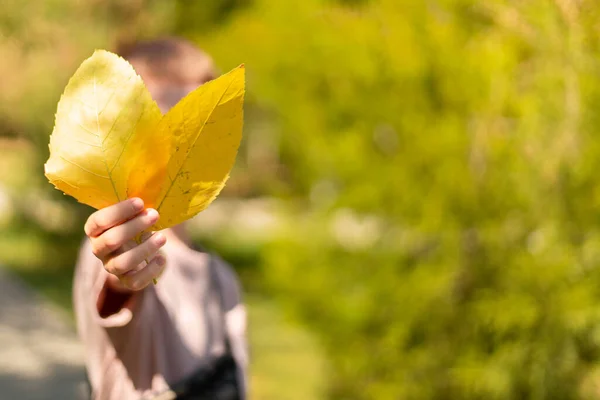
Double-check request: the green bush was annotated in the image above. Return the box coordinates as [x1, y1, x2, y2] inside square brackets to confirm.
[195, 1, 600, 398]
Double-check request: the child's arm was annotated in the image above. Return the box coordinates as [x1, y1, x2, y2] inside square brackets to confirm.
[84, 198, 167, 293]
[213, 260, 249, 397]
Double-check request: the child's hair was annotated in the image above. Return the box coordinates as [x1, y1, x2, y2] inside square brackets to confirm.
[116, 37, 217, 110]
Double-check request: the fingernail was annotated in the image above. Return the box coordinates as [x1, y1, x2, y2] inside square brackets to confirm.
[155, 254, 166, 266]
[153, 233, 166, 246]
[146, 208, 159, 223]
[131, 198, 144, 211]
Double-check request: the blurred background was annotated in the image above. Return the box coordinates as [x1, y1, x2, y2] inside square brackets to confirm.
[2, 0, 600, 399]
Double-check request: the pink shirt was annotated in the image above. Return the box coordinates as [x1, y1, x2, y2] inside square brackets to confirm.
[73, 237, 248, 399]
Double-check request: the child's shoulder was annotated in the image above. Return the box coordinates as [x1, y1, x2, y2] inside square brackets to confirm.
[172, 241, 241, 290]
[201, 249, 243, 310]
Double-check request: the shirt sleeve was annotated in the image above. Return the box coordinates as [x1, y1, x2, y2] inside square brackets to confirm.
[73, 239, 138, 330]
[212, 257, 249, 399]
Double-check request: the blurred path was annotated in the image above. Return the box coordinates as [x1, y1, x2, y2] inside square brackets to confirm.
[0, 267, 85, 400]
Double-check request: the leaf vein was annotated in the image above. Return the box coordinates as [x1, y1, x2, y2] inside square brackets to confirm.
[101, 83, 139, 146]
[109, 101, 146, 174]
[74, 139, 102, 148]
[59, 155, 109, 179]
[72, 120, 99, 137]
[94, 76, 121, 202]
[74, 97, 95, 110]
[155, 78, 237, 214]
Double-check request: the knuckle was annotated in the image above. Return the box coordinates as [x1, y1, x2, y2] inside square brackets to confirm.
[94, 216, 109, 232]
[110, 259, 125, 276]
[102, 233, 121, 252]
[144, 254, 158, 269]
[103, 260, 116, 276]
[84, 219, 97, 237]
[145, 252, 160, 268]
[136, 238, 153, 256]
[134, 215, 154, 233]
[110, 256, 132, 276]
[83, 223, 91, 237]
[90, 241, 102, 258]
[119, 276, 134, 290]
[129, 201, 139, 216]
[128, 278, 145, 291]
[144, 241, 160, 258]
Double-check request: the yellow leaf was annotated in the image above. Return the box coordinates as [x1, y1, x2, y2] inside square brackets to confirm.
[44, 50, 245, 230]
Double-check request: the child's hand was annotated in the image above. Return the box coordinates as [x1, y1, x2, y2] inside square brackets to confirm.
[84, 198, 167, 291]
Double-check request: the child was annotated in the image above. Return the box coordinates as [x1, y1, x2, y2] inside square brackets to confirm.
[73, 37, 248, 400]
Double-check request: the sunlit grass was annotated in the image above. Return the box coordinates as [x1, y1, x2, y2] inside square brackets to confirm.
[247, 293, 327, 400]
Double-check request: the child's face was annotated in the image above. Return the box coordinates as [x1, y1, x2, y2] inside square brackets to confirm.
[153, 84, 198, 113]
[130, 59, 199, 113]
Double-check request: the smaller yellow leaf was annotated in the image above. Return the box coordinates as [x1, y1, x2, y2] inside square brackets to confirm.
[148, 65, 245, 230]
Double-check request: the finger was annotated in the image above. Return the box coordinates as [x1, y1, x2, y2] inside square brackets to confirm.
[105, 232, 166, 276]
[85, 198, 145, 238]
[120, 253, 167, 291]
[91, 209, 159, 260]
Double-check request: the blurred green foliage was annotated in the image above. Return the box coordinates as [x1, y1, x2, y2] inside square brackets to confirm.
[0, 0, 171, 147]
[192, 0, 600, 399]
[5, 0, 600, 399]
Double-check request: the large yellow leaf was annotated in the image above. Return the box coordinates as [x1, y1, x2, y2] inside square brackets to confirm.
[44, 50, 245, 230]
